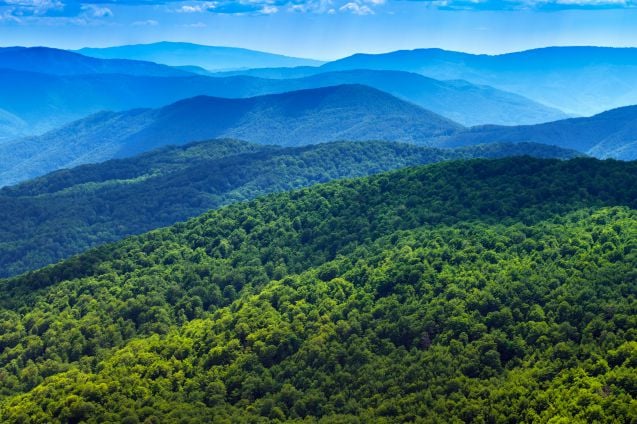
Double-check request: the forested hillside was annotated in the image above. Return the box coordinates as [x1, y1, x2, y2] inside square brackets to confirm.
[1, 157, 635, 422]
[0, 139, 579, 277]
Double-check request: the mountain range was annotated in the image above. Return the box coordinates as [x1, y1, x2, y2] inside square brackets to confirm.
[0, 85, 463, 186]
[0, 46, 189, 77]
[0, 40, 636, 424]
[0, 139, 581, 277]
[4, 80, 637, 188]
[77, 42, 324, 71]
[0, 58, 567, 139]
[443, 104, 637, 160]
[224, 46, 637, 116]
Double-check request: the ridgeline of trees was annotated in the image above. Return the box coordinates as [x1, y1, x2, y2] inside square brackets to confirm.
[0, 139, 580, 277]
[0, 157, 635, 422]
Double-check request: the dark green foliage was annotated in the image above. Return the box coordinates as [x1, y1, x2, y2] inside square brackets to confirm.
[0, 139, 580, 277]
[0, 157, 636, 422]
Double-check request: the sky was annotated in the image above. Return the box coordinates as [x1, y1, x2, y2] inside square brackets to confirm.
[0, 0, 636, 60]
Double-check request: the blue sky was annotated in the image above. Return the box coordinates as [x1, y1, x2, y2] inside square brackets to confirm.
[0, 0, 636, 59]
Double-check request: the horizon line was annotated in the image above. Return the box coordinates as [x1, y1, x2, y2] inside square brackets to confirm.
[2, 41, 637, 62]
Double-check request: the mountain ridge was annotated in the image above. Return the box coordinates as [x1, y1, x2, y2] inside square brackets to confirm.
[0, 67, 565, 138]
[0, 84, 464, 186]
[76, 42, 324, 71]
[0, 139, 581, 277]
[0, 46, 191, 77]
[443, 104, 637, 159]
[224, 46, 637, 116]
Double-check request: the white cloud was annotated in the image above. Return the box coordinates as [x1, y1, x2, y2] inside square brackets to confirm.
[81, 4, 112, 17]
[406, 0, 636, 9]
[339, 1, 374, 14]
[177, 1, 215, 13]
[2, 0, 64, 16]
[132, 18, 158, 25]
[261, 4, 278, 13]
[555, 0, 627, 4]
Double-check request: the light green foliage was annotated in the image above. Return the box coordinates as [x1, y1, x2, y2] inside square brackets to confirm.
[0, 157, 635, 422]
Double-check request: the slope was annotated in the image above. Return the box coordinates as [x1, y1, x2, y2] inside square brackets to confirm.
[0, 85, 464, 186]
[443, 104, 637, 160]
[0, 157, 635, 422]
[76, 42, 323, 70]
[0, 139, 581, 277]
[0, 108, 27, 140]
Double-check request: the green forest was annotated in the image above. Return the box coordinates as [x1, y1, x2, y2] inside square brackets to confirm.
[0, 139, 579, 277]
[1, 157, 636, 422]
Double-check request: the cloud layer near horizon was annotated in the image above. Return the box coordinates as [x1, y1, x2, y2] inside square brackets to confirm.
[1, 0, 634, 23]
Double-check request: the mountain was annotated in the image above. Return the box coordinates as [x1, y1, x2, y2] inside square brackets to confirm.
[0, 46, 190, 77]
[0, 68, 565, 139]
[214, 65, 320, 79]
[0, 68, 252, 137]
[0, 157, 635, 422]
[239, 47, 637, 116]
[77, 42, 324, 71]
[279, 70, 568, 126]
[442, 104, 637, 160]
[0, 108, 27, 140]
[0, 139, 581, 277]
[0, 85, 463, 186]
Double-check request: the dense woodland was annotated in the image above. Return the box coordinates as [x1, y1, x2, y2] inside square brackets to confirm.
[0, 139, 580, 277]
[1, 157, 636, 422]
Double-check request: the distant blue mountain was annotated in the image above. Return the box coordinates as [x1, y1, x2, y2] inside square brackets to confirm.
[0, 67, 566, 139]
[226, 46, 637, 116]
[0, 46, 190, 77]
[0, 85, 463, 186]
[0, 108, 27, 140]
[76, 42, 324, 71]
[280, 70, 568, 126]
[442, 104, 637, 160]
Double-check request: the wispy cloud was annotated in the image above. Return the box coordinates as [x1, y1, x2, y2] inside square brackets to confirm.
[0, 0, 119, 21]
[0, 0, 65, 16]
[405, 0, 636, 10]
[132, 18, 158, 24]
[81, 4, 112, 17]
[1, 0, 632, 23]
[175, 0, 384, 16]
[339, 2, 374, 14]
